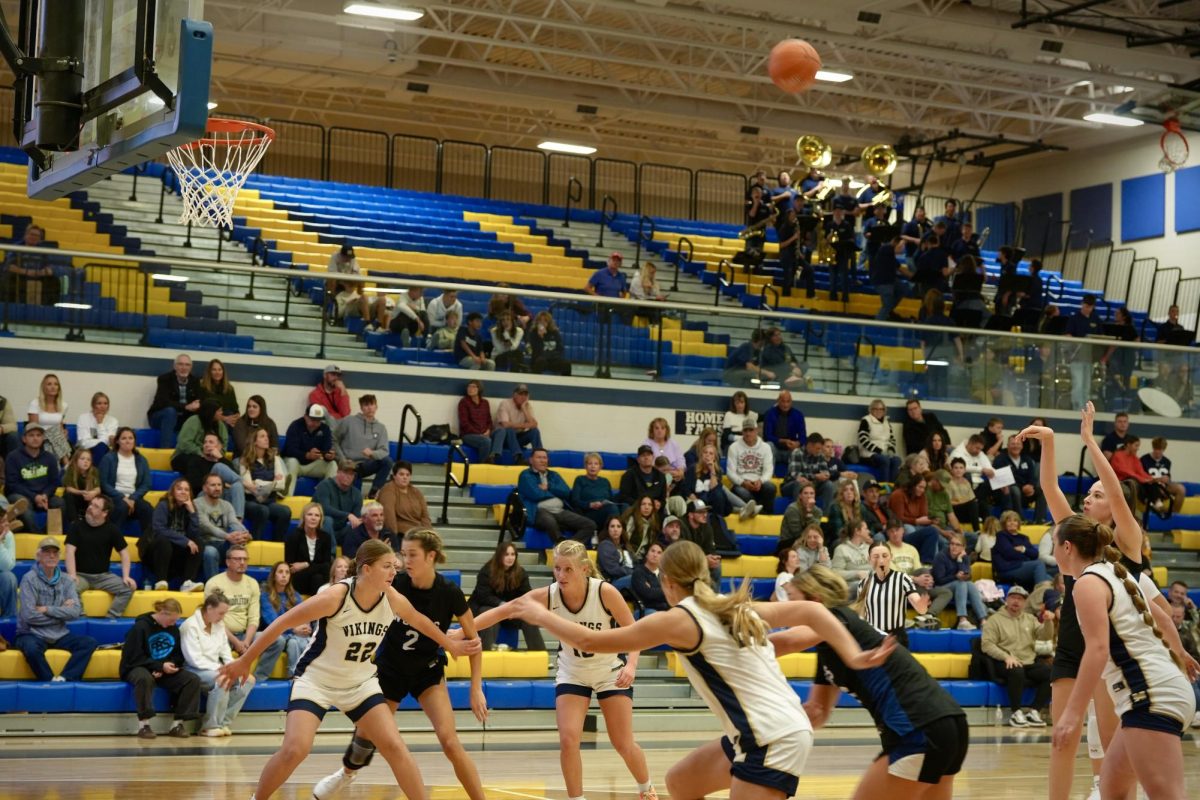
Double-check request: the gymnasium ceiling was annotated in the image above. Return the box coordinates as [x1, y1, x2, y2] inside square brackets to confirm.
[10, 0, 1200, 176]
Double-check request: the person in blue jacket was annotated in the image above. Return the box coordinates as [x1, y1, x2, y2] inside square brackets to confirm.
[517, 448, 595, 544]
[99, 426, 153, 535]
[992, 510, 1051, 591]
[931, 533, 989, 630]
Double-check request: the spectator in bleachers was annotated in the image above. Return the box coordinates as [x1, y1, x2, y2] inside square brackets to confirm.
[950, 222, 981, 263]
[170, 401, 240, 505]
[387, 286, 429, 343]
[0, 393, 18, 460]
[238, 428, 290, 542]
[496, 384, 543, 461]
[824, 479, 861, 541]
[832, 519, 872, 585]
[881, 519, 923, 576]
[195, 473, 251, 581]
[61, 447, 101, 527]
[871, 236, 909, 321]
[334, 394, 393, 499]
[1142, 436, 1186, 514]
[949, 433, 995, 501]
[622, 496, 661, 558]
[932, 534, 988, 631]
[5, 423, 61, 533]
[181, 590, 255, 737]
[946, 457, 980, 531]
[65, 496, 135, 617]
[120, 596, 199, 739]
[780, 484, 822, 549]
[0, 516, 15, 628]
[570, 452, 621, 530]
[143, 478, 203, 592]
[629, 261, 666, 302]
[99, 427, 153, 535]
[148, 353, 201, 450]
[258, 562, 312, 681]
[1169, 604, 1200, 729]
[317, 556, 351, 594]
[760, 328, 809, 388]
[2, 223, 53, 304]
[821, 439, 856, 489]
[429, 309, 460, 351]
[313, 460, 364, 544]
[518, 448, 595, 545]
[679, 442, 732, 519]
[909, 566, 951, 627]
[720, 391, 758, 453]
[456, 312, 497, 371]
[205, 543, 283, 672]
[1100, 411, 1130, 459]
[618, 445, 667, 511]
[527, 310, 571, 376]
[469, 542, 545, 650]
[326, 243, 359, 292]
[901, 398, 948, 457]
[680, 499, 722, 581]
[781, 432, 834, 509]
[825, 206, 856, 302]
[427, 288, 464, 337]
[642, 417, 684, 482]
[900, 206, 929, 266]
[856, 540, 927, 647]
[376, 461, 429, 538]
[341, 501, 398, 560]
[912, 235, 950, 299]
[458, 379, 508, 464]
[585, 252, 629, 298]
[923, 430, 950, 474]
[925, 469, 962, 538]
[282, 403, 337, 494]
[654, 456, 681, 508]
[347, 289, 393, 333]
[886, 474, 948, 565]
[1065, 294, 1101, 410]
[859, 480, 890, 538]
[774, 545, 801, 601]
[993, 435, 1048, 524]
[980, 585, 1053, 728]
[794, 524, 831, 573]
[992, 510, 1051, 591]
[1113, 435, 1185, 516]
[597, 516, 635, 590]
[487, 291, 532, 329]
[491, 311, 526, 372]
[979, 417, 1004, 459]
[727, 417, 774, 517]
[1100, 306, 1138, 400]
[308, 364, 351, 421]
[28, 373, 71, 465]
[231, 394, 279, 455]
[1169, 581, 1198, 626]
[856, 399, 901, 484]
[75, 391, 117, 463]
[684, 428, 718, 471]
[722, 329, 770, 388]
[631, 541, 668, 612]
[763, 390, 806, 465]
[197, 359, 239, 431]
[16, 536, 98, 681]
[283, 504, 334, 599]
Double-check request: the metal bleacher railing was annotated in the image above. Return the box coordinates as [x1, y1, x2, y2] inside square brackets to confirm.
[3, 239, 1200, 423]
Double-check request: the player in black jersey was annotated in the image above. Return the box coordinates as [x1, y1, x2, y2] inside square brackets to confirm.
[774, 566, 967, 799]
[1017, 402, 1198, 800]
[314, 529, 489, 800]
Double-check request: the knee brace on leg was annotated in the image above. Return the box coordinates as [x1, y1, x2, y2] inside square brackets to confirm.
[343, 734, 377, 771]
[1086, 701, 1104, 760]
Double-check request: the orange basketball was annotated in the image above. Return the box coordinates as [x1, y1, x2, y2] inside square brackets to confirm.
[768, 39, 822, 94]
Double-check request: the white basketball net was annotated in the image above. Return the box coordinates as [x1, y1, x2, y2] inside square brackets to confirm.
[165, 123, 273, 228]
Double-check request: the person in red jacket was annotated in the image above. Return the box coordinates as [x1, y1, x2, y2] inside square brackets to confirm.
[456, 380, 514, 464]
[308, 365, 351, 420]
[1111, 435, 1183, 515]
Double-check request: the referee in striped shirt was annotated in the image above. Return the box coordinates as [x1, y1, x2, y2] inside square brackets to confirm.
[855, 539, 929, 647]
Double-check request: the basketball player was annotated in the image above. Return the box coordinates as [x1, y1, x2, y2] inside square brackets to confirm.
[471, 540, 658, 800]
[313, 530, 488, 800]
[1052, 515, 1194, 800]
[506, 541, 894, 800]
[1017, 402, 1198, 800]
[217, 539, 481, 800]
[777, 566, 967, 799]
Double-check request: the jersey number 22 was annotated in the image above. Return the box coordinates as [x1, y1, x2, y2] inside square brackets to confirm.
[345, 641, 377, 663]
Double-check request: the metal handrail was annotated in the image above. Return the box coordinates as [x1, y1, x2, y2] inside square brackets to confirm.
[1044, 272, 1064, 304]
[671, 236, 693, 292]
[596, 195, 617, 248]
[759, 283, 779, 311]
[499, 489, 525, 544]
[563, 177, 583, 228]
[438, 442, 470, 526]
[715, 259, 734, 306]
[396, 404, 423, 461]
[633, 214, 655, 268]
[128, 162, 150, 202]
[155, 168, 178, 225]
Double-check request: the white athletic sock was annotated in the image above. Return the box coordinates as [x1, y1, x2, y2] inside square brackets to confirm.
[569, 795, 587, 800]
[637, 783, 652, 793]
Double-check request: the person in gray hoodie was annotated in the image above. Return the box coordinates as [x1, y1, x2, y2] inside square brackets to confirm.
[15, 537, 98, 681]
[194, 473, 252, 581]
[333, 394, 393, 499]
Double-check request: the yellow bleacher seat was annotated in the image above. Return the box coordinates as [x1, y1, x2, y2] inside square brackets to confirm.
[142, 449, 174, 471]
[776, 652, 817, 678]
[721, 555, 775, 578]
[1178, 531, 1200, 550]
[723, 515, 783, 536]
[81, 649, 123, 680]
[248, 540, 286, 566]
[500, 650, 550, 678]
[282, 496, 312, 519]
[0, 650, 37, 679]
[14, 533, 140, 563]
[1152, 566, 1168, 586]
[970, 562, 993, 581]
[119, 590, 204, 618]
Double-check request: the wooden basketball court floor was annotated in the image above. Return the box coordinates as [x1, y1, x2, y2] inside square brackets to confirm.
[0, 727, 1195, 799]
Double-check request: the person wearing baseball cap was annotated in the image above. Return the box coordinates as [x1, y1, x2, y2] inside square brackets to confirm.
[496, 384, 543, 463]
[5, 421, 61, 533]
[585, 251, 628, 299]
[307, 364, 350, 421]
[14, 535, 98, 682]
[281, 404, 338, 495]
[980, 582, 1054, 727]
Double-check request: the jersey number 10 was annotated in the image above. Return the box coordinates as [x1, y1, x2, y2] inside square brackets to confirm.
[345, 641, 378, 663]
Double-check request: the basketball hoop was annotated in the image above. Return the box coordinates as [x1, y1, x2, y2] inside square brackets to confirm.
[1160, 118, 1189, 170]
[165, 118, 275, 228]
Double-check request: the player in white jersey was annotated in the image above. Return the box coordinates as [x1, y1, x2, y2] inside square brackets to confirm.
[472, 539, 656, 800]
[218, 539, 481, 800]
[1052, 514, 1195, 800]
[509, 541, 893, 800]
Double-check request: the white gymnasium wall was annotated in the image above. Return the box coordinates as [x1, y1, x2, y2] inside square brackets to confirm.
[5, 338, 1200, 482]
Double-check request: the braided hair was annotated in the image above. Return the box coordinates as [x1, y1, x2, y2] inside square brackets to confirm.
[1055, 514, 1185, 674]
[661, 540, 767, 648]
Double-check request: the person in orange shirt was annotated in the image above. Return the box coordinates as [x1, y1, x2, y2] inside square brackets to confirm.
[1110, 435, 1185, 516]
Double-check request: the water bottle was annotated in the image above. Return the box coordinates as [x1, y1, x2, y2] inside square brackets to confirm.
[994, 704, 1005, 726]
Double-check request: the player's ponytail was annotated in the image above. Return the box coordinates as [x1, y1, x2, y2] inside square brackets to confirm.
[553, 539, 594, 577]
[404, 529, 448, 564]
[661, 540, 767, 648]
[791, 565, 850, 608]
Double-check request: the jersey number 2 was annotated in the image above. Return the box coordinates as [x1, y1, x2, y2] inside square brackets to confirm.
[345, 641, 377, 663]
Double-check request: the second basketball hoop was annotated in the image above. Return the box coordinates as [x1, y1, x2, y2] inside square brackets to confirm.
[165, 118, 275, 229]
[1159, 118, 1190, 173]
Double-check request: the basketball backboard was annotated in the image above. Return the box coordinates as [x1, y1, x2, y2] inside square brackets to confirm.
[3, 0, 212, 199]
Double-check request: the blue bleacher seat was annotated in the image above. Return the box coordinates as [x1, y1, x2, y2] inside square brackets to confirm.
[86, 618, 135, 644]
[484, 680, 533, 709]
[530, 679, 557, 709]
[445, 680, 471, 710]
[17, 682, 76, 713]
[0, 682, 15, 713]
[735, 536, 777, 556]
[242, 681, 292, 711]
[470, 484, 514, 505]
[74, 682, 136, 713]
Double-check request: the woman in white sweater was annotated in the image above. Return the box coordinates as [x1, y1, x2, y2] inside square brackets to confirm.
[856, 399, 901, 483]
[180, 590, 256, 737]
[76, 391, 119, 463]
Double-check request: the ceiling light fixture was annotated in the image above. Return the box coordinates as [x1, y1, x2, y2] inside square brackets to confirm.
[54, 302, 92, 310]
[815, 70, 854, 83]
[1083, 112, 1143, 127]
[537, 141, 597, 155]
[344, 3, 425, 21]
[152, 273, 189, 283]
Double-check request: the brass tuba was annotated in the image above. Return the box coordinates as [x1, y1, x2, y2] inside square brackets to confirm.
[796, 135, 832, 170]
[861, 144, 898, 177]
